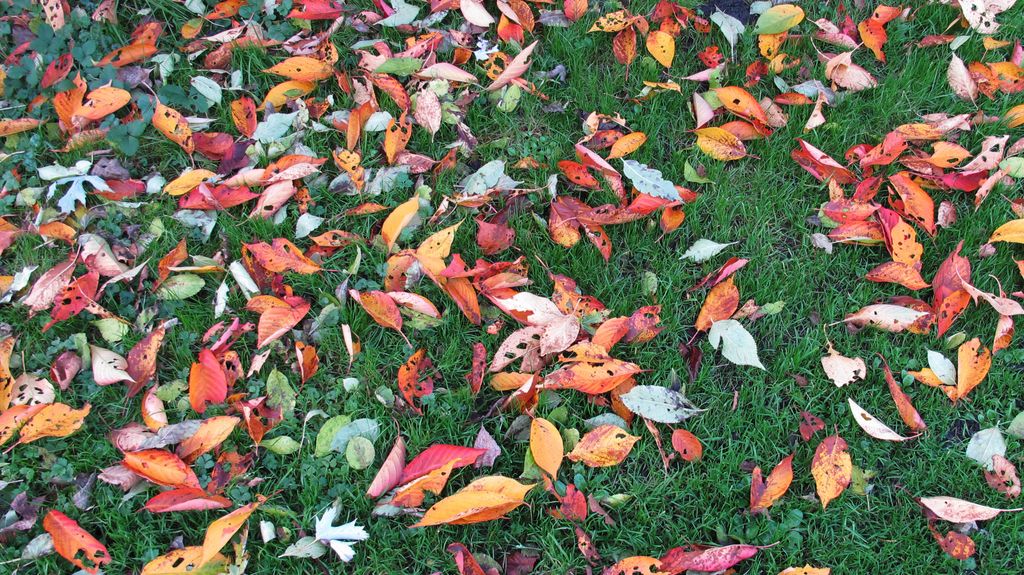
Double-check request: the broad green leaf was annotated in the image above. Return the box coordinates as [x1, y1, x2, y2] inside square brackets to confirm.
[328, 418, 380, 454]
[266, 369, 296, 418]
[157, 274, 205, 300]
[752, 4, 804, 34]
[346, 436, 375, 469]
[315, 415, 351, 457]
[93, 318, 130, 344]
[263, 435, 301, 455]
[374, 58, 424, 76]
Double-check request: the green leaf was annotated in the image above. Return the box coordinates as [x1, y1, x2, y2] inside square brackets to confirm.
[345, 436, 376, 469]
[156, 274, 205, 300]
[374, 58, 424, 76]
[684, 161, 714, 184]
[266, 369, 296, 418]
[752, 4, 805, 35]
[315, 415, 351, 457]
[263, 435, 301, 455]
[1000, 157, 1024, 177]
[328, 418, 380, 454]
[93, 318, 130, 344]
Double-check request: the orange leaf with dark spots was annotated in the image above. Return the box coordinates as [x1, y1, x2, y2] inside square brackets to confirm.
[43, 510, 111, 575]
[397, 349, 434, 415]
[152, 102, 194, 153]
[670, 428, 703, 461]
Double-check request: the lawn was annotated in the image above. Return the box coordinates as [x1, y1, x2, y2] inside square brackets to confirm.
[1, 0, 1024, 574]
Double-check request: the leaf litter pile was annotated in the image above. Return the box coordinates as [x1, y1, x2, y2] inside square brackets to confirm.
[1, 0, 1024, 573]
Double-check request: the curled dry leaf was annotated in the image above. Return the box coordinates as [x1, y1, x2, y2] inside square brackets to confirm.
[917, 495, 1021, 523]
[847, 398, 918, 442]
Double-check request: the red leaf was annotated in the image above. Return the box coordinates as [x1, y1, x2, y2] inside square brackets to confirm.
[399, 444, 486, 484]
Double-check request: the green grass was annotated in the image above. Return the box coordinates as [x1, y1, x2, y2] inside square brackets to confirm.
[2, 1, 1024, 574]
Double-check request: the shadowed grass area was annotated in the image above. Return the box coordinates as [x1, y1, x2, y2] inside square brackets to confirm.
[1, 0, 1024, 574]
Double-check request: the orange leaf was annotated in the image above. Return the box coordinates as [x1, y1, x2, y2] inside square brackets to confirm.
[607, 132, 647, 159]
[646, 30, 675, 68]
[612, 28, 638, 66]
[350, 290, 408, 344]
[142, 547, 228, 574]
[126, 327, 166, 397]
[380, 195, 420, 251]
[264, 56, 333, 82]
[189, 348, 227, 414]
[563, 0, 587, 22]
[530, 417, 563, 477]
[397, 349, 435, 415]
[16, 402, 90, 445]
[879, 356, 926, 432]
[246, 295, 311, 348]
[200, 495, 266, 565]
[177, 416, 239, 463]
[715, 86, 772, 133]
[123, 448, 201, 488]
[230, 97, 257, 137]
[695, 276, 740, 331]
[383, 112, 413, 164]
[670, 428, 703, 461]
[152, 102, 194, 153]
[0, 118, 42, 137]
[43, 510, 111, 575]
[411, 475, 535, 527]
[0, 336, 13, 411]
[75, 86, 131, 121]
[956, 338, 991, 402]
[864, 261, 929, 290]
[567, 424, 639, 467]
[811, 435, 851, 509]
[392, 461, 455, 507]
[244, 238, 321, 274]
[0, 404, 45, 447]
[750, 453, 794, 514]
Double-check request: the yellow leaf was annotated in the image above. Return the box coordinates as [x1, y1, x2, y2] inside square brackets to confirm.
[530, 417, 563, 477]
[646, 31, 675, 68]
[261, 80, 316, 110]
[694, 127, 747, 161]
[990, 219, 1024, 243]
[164, 169, 217, 196]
